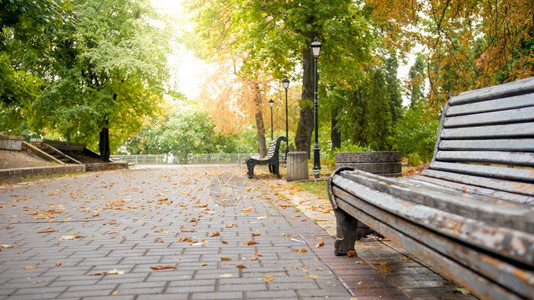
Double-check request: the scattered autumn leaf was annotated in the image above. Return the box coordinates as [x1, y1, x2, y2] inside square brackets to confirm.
[249, 256, 258, 261]
[263, 275, 274, 282]
[293, 248, 308, 253]
[210, 231, 220, 237]
[37, 227, 57, 233]
[22, 265, 37, 270]
[55, 262, 62, 267]
[225, 224, 234, 228]
[220, 273, 232, 278]
[221, 257, 232, 261]
[89, 271, 107, 276]
[244, 241, 258, 246]
[155, 238, 164, 243]
[111, 291, 119, 295]
[221, 240, 228, 244]
[347, 251, 357, 257]
[0, 244, 14, 251]
[251, 232, 261, 237]
[150, 265, 177, 270]
[254, 252, 262, 257]
[400, 255, 413, 261]
[107, 268, 124, 275]
[358, 281, 364, 285]
[305, 274, 319, 279]
[200, 263, 208, 266]
[236, 264, 247, 269]
[316, 241, 325, 248]
[60, 234, 84, 240]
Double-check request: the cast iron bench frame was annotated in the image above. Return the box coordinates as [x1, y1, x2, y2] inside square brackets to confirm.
[246, 136, 286, 179]
[328, 78, 534, 300]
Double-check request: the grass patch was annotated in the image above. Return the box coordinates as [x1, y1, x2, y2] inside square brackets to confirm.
[293, 180, 329, 199]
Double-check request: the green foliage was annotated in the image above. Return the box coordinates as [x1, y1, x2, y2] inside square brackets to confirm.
[392, 101, 439, 163]
[121, 102, 257, 160]
[31, 0, 171, 156]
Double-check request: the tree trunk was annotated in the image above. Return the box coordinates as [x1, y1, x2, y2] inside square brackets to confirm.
[295, 32, 316, 157]
[331, 106, 341, 151]
[253, 83, 267, 157]
[99, 125, 110, 162]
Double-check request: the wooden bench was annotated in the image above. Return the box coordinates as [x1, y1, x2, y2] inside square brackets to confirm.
[246, 136, 286, 179]
[327, 77, 534, 300]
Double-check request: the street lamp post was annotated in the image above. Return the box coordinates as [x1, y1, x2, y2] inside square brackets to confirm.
[282, 77, 290, 159]
[310, 37, 322, 178]
[268, 99, 274, 140]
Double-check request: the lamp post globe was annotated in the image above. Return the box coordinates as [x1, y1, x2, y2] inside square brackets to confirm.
[310, 37, 322, 178]
[282, 77, 290, 159]
[268, 99, 274, 140]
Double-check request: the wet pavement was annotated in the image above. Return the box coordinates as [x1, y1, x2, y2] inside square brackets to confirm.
[0, 165, 474, 299]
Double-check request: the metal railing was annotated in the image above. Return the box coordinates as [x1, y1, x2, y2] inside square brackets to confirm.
[112, 153, 257, 165]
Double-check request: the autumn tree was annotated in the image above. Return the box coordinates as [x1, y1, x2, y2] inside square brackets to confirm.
[367, 0, 534, 110]
[186, 0, 375, 155]
[32, 0, 170, 161]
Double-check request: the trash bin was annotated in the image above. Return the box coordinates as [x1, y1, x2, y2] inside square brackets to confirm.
[286, 151, 308, 181]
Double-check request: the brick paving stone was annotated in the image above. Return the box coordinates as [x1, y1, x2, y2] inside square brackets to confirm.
[0, 165, 476, 299]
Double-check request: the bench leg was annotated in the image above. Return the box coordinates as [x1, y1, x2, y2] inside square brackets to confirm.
[247, 163, 255, 179]
[334, 209, 359, 256]
[273, 164, 281, 178]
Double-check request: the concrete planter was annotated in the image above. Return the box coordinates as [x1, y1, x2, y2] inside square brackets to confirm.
[335, 151, 402, 177]
[286, 151, 308, 181]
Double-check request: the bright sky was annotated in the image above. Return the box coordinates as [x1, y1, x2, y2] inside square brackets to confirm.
[151, 0, 207, 100]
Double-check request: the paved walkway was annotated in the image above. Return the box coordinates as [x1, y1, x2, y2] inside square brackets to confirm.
[0, 165, 472, 299]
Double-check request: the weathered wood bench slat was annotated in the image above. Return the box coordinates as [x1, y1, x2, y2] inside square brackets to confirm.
[329, 77, 534, 299]
[439, 139, 534, 151]
[444, 106, 534, 127]
[333, 188, 533, 300]
[411, 174, 534, 204]
[449, 78, 534, 105]
[447, 93, 534, 116]
[336, 172, 534, 231]
[427, 161, 534, 183]
[435, 150, 534, 166]
[441, 122, 534, 139]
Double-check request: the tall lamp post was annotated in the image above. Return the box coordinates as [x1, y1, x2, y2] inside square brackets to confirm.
[282, 77, 290, 159]
[268, 99, 274, 140]
[310, 37, 322, 178]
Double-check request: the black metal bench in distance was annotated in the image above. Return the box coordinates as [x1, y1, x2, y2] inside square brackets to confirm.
[246, 136, 287, 179]
[328, 77, 534, 300]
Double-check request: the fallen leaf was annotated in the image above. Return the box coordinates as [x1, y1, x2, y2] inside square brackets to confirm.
[454, 287, 470, 295]
[200, 263, 208, 266]
[244, 241, 258, 246]
[293, 248, 307, 253]
[220, 273, 232, 278]
[55, 262, 62, 267]
[221, 240, 228, 244]
[249, 256, 258, 261]
[305, 274, 319, 279]
[60, 234, 84, 240]
[225, 224, 234, 228]
[236, 264, 247, 269]
[358, 281, 364, 285]
[221, 257, 232, 261]
[263, 275, 274, 282]
[32, 281, 41, 285]
[0, 244, 14, 251]
[107, 268, 124, 275]
[400, 255, 413, 261]
[347, 251, 357, 257]
[150, 265, 177, 270]
[254, 252, 262, 257]
[355, 260, 364, 264]
[22, 265, 37, 270]
[89, 271, 106, 276]
[155, 238, 164, 243]
[316, 240, 325, 248]
[210, 231, 220, 237]
[111, 291, 119, 295]
[37, 227, 57, 233]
